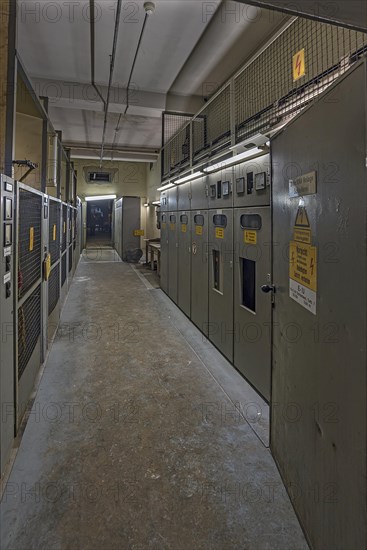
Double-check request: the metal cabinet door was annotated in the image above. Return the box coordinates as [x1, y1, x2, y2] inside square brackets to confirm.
[208, 209, 234, 361]
[191, 176, 208, 210]
[191, 210, 209, 335]
[177, 212, 191, 317]
[160, 212, 169, 294]
[234, 206, 271, 401]
[177, 183, 191, 211]
[168, 212, 178, 304]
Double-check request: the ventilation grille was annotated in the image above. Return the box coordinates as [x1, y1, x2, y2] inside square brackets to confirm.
[18, 285, 41, 380]
[18, 189, 42, 299]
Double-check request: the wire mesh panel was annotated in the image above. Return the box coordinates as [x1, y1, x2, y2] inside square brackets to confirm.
[235, 19, 367, 142]
[48, 264, 60, 316]
[193, 85, 231, 161]
[61, 252, 67, 287]
[162, 123, 191, 179]
[49, 199, 61, 266]
[18, 285, 41, 380]
[62, 203, 67, 252]
[18, 188, 42, 299]
[68, 245, 73, 273]
[162, 113, 193, 145]
[73, 208, 77, 250]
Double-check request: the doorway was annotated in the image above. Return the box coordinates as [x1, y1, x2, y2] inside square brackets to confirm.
[86, 199, 113, 248]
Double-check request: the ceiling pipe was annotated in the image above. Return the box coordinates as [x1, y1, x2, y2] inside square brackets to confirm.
[111, 2, 155, 157]
[99, 0, 123, 167]
[90, 0, 106, 107]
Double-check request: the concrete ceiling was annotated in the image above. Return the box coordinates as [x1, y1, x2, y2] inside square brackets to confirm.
[16, 0, 288, 160]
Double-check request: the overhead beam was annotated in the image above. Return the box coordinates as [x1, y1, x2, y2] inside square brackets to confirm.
[235, 1, 367, 33]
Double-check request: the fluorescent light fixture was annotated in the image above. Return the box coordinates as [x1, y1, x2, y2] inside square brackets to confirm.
[175, 171, 204, 185]
[203, 147, 267, 174]
[144, 202, 149, 207]
[152, 201, 161, 206]
[230, 133, 268, 151]
[85, 194, 117, 201]
[157, 182, 175, 192]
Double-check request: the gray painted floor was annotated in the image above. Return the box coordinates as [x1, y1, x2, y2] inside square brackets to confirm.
[1, 251, 308, 550]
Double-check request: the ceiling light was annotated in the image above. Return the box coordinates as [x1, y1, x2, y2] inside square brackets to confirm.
[175, 171, 204, 185]
[203, 147, 267, 174]
[152, 201, 161, 206]
[157, 182, 175, 192]
[144, 2, 155, 15]
[85, 195, 117, 201]
[144, 202, 149, 207]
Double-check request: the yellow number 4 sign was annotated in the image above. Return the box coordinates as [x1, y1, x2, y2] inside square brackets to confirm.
[293, 49, 305, 81]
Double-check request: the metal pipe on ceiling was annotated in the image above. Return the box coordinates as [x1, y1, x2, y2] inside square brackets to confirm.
[90, 0, 106, 107]
[99, 0, 123, 167]
[111, 6, 153, 158]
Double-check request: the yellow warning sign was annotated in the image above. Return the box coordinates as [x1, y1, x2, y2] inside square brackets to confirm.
[29, 227, 34, 251]
[181, 224, 187, 233]
[244, 230, 257, 245]
[294, 206, 310, 228]
[53, 224, 57, 241]
[162, 223, 166, 230]
[290, 241, 317, 292]
[294, 228, 311, 244]
[195, 226, 203, 236]
[215, 228, 224, 239]
[170, 223, 175, 231]
[44, 253, 51, 281]
[63, 221, 66, 233]
[293, 48, 305, 81]
[134, 229, 144, 237]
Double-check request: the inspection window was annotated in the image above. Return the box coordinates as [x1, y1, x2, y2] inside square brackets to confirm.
[212, 214, 227, 294]
[239, 213, 261, 313]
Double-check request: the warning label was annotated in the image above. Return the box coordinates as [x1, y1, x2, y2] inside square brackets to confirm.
[215, 228, 224, 239]
[195, 226, 203, 236]
[289, 205, 317, 315]
[181, 224, 187, 233]
[293, 48, 305, 81]
[29, 227, 34, 251]
[244, 230, 257, 245]
[289, 241, 317, 292]
[134, 229, 145, 236]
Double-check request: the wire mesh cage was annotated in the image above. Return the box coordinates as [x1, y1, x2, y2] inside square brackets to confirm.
[62, 203, 67, 252]
[49, 199, 61, 266]
[18, 188, 42, 300]
[192, 84, 231, 162]
[234, 19, 367, 142]
[48, 264, 60, 316]
[73, 208, 77, 250]
[61, 252, 67, 287]
[68, 244, 73, 273]
[18, 284, 41, 380]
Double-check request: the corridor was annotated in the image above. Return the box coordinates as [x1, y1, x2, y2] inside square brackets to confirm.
[1, 251, 307, 550]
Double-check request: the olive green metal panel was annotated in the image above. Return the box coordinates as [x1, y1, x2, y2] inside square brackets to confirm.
[168, 212, 178, 304]
[191, 210, 209, 335]
[177, 211, 191, 317]
[160, 212, 169, 294]
[208, 209, 234, 362]
[233, 206, 272, 401]
[271, 62, 367, 550]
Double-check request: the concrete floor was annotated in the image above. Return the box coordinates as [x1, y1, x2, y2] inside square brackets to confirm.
[1, 251, 308, 550]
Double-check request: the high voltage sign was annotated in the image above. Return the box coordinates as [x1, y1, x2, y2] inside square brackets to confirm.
[293, 49, 305, 81]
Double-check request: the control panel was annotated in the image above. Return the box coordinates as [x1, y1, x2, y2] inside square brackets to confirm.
[0, 174, 15, 475]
